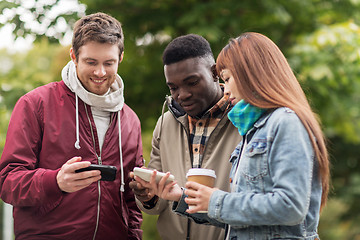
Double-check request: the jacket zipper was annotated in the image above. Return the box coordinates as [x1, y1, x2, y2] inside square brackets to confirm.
[174, 119, 192, 166]
[85, 105, 102, 240]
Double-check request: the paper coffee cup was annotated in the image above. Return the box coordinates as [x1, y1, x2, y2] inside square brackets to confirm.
[186, 168, 216, 213]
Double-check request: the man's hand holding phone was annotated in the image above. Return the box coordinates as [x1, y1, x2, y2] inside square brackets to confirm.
[75, 164, 117, 181]
[130, 167, 182, 202]
[57, 157, 101, 193]
[57, 157, 117, 193]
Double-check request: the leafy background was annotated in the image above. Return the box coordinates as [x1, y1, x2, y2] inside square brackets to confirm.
[1, 0, 360, 239]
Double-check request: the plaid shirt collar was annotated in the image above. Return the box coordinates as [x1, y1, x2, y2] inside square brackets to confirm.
[188, 91, 231, 168]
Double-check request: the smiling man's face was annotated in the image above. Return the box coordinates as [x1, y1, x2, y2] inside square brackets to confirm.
[71, 41, 121, 95]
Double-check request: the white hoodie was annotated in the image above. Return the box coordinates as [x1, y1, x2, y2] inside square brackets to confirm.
[61, 60, 126, 192]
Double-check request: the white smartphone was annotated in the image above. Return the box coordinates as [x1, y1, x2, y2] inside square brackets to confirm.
[133, 167, 175, 184]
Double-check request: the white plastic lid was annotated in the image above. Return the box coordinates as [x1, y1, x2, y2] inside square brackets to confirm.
[186, 168, 216, 178]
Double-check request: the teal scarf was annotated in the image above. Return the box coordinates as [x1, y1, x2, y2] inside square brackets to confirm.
[228, 100, 266, 136]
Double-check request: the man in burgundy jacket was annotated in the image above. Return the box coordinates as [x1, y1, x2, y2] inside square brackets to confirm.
[0, 12, 143, 240]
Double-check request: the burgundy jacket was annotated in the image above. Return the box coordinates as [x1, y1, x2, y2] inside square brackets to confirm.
[0, 81, 143, 240]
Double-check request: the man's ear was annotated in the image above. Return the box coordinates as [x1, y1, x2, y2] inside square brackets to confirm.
[70, 48, 77, 63]
[211, 64, 219, 82]
[119, 51, 124, 63]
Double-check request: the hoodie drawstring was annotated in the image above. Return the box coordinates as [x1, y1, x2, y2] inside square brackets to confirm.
[73, 96, 124, 192]
[75, 94, 81, 149]
[118, 111, 125, 192]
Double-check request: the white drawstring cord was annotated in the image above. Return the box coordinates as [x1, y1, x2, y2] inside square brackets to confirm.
[74, 94, 124, 191]
[118, 111, 125, 192]
[75, 94, 81, 150]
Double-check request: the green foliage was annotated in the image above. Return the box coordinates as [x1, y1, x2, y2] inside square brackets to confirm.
[141, 211, 160, 240]
[0, 0, 84, 43]
[0, 39, 70, 110]
[80, 0, 360, 51]
[0, 107, 10, 153]
[119, 39, 169, 130]
[290, 21, 360, 143]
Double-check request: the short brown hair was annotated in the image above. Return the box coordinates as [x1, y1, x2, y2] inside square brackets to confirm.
[72, 12, 124, 60]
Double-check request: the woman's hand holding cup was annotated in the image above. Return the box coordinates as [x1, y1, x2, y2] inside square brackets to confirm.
[185, 168, 217, 213]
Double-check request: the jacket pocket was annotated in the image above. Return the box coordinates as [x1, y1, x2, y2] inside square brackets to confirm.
[240, 138, 268, 181]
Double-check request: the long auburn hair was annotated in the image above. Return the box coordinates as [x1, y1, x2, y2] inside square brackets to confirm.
[216, 32, 330, 210]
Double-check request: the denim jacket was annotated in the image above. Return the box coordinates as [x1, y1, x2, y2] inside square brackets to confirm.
[173, 107, 322, 240]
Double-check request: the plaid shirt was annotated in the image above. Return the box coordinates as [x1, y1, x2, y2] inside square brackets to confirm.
[188, 93, 231, 168]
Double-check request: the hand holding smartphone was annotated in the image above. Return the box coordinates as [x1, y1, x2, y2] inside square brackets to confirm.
[133, 167, 175, 184]
[76, 164, 117, 181]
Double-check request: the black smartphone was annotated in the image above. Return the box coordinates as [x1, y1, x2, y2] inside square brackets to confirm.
[75, 164, 117, 181]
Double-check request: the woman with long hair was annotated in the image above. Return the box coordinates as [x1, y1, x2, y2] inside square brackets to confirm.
[135, 32, 330, 240]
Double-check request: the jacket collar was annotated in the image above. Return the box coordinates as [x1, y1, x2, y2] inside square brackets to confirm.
[253, 109, 275, 129]
[166, 96, 187, 118]
[241, 109, 275, 143]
